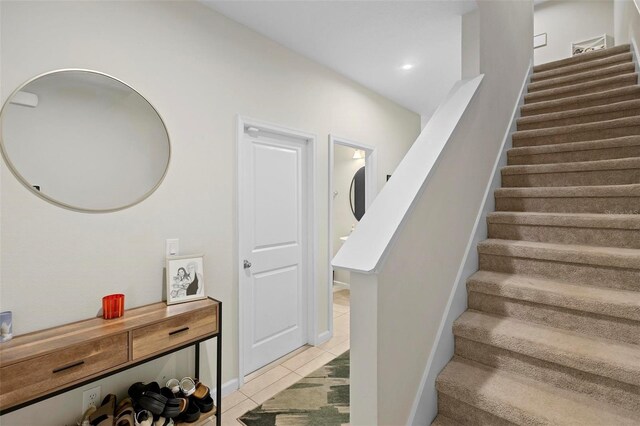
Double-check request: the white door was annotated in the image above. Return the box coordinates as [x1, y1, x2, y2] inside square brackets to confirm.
[240, 126, 309, 375]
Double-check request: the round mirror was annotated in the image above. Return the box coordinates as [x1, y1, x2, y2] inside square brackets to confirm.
[0, 69, 170, 212]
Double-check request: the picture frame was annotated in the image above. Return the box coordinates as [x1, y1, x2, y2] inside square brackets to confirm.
[166, 254, 206, 305]
[533, 33, 547, 49]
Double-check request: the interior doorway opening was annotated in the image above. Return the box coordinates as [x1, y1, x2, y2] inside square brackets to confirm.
[328, 136, 377, 338]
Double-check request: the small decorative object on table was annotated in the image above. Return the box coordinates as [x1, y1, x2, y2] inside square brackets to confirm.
[102, 294, 125, 319]
[166, 255, 206, 305]
[0, 311, 12, 342]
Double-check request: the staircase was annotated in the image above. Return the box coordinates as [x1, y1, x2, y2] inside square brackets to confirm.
[433, 45, 640, 425]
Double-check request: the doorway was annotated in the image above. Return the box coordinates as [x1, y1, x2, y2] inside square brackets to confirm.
[327, 135, 377, 338]
[238, 117, 317, 382]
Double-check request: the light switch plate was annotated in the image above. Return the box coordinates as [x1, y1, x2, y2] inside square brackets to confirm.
[166, 239, 179, 256]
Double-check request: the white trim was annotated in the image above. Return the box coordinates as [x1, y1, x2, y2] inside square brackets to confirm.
[406, 62, 532, 426]
[236, 115, 317, 386]
[629, 36, 640, 73]
[211, 378, 240, 400]
[327, 135, 377, 345]
[332, 75, 484, 274]
[316, 330, 332, 346]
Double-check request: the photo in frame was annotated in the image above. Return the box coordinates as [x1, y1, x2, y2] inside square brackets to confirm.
[166, 255, 206, 305]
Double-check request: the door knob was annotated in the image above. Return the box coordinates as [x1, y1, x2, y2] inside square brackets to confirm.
[243, 260, 252, 269]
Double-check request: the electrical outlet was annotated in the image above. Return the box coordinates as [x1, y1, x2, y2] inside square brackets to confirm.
[82, 386, 101, 414]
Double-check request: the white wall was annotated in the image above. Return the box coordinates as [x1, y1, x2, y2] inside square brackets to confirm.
[332, 145, 363, 285]
[614, 0, 640, 46]
[372, 1, 533, 424]
[534, 0, 614, 65]
[461, 9, 480, 79]
[0, 1, 420, 424]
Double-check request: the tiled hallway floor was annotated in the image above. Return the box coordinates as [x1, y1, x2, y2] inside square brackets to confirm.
[199, 289, 350, 426]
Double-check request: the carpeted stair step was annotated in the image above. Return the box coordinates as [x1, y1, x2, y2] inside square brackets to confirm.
[466, 270, 640, 344]
[507, 135, 640, 165]
[436, 357, 639, 426]
[437, 393, 513, 426]
[531, 51, 633, 82]
[495, 183, 640, 214]
[528, 62, 635, 93]
[453, 311, 640, 387]
[437, 393, 512, 426]
[517, 99, 640, 131]
[512, 116, 640, 148]
[501, 157, 640, 187]
[521, 85, 640, 117]
[487, 211, 640, 248]
[430, 415, 461, 426]
[533, 44, 630, 73]
[524, 73, 637, 104]
[477, 239, 640, 291]
[454, 338, 640, 412]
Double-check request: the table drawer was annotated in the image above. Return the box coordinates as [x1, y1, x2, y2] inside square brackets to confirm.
[0, 333, 128, 410]
[132, 306, 217, 360]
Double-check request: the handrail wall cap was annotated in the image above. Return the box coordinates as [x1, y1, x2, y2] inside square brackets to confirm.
[332, 74, 485, 275]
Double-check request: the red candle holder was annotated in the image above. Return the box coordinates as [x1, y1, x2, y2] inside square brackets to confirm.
[102, 294, 125, 319]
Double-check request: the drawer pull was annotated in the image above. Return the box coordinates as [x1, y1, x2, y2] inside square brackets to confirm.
[52, 360, 85, 373]
[169, 327, 190, 336]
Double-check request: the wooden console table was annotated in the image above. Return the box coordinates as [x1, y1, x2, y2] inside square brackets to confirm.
[0, 297, 222, 426]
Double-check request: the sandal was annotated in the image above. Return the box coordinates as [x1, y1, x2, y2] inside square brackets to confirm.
[79, 405, 96, 426]
[153, 417, 174, 426]
[191, 381, 214, 413]
[134, 410, 153, 426]
[179, 377, 196, 397]
[129, 382, 167, 416]
[177, 399, 201, 423]
[115, 398, 135, 426]
[165, 379, 180, 395]
[160, 387, 188, 418]
[89, 394, 116, 426]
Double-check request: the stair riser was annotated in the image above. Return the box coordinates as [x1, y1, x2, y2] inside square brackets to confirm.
[533, 46, 631, 73]
[455, 338, 640, 413]
[454, 315, 640, 387]
[501, 168, 640, 187]
[521, 91, 640, 117]
[495, 195, 640, 215]
[488, 222, 640, 249]
[507, 145, 640, 165]
[513, 125, 640, 148]
[531, 54, 633, 82]
[437, 393, 516, 426]
[528, 64, 636, 93]
[524, 76, 637, 105]
[517, 107, 640, 131]
[467, 292, 640, 345]
[478, 253, 640, 291]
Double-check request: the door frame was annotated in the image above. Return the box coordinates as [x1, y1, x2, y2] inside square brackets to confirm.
[327, 135, 377, 340]
[236, 115, 317, 386]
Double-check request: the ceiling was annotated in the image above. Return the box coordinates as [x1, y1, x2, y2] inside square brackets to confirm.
[203, 0, 477, 119]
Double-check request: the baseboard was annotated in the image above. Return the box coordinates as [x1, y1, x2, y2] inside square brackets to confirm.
[332, 280, 350, 291]
[316, 330, 332, 346]
[630, 36, 640, 71]
[406, 60, 533, 426]
[212, 378, 239, 400]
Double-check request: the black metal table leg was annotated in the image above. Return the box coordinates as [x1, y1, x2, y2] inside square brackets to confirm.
[216, 303, 222, 426]
[195, 342, 200, 379]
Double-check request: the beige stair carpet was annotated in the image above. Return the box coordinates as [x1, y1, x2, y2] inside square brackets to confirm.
[433, 45, 640, 425]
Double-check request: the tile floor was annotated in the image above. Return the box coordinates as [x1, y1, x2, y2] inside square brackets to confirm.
[196, 289, 350, 426]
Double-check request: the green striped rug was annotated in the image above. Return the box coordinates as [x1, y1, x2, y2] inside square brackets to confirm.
[238, 350, 350, 426]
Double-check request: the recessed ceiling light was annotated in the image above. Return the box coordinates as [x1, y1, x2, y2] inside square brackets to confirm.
[401, 64, 414, 70]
